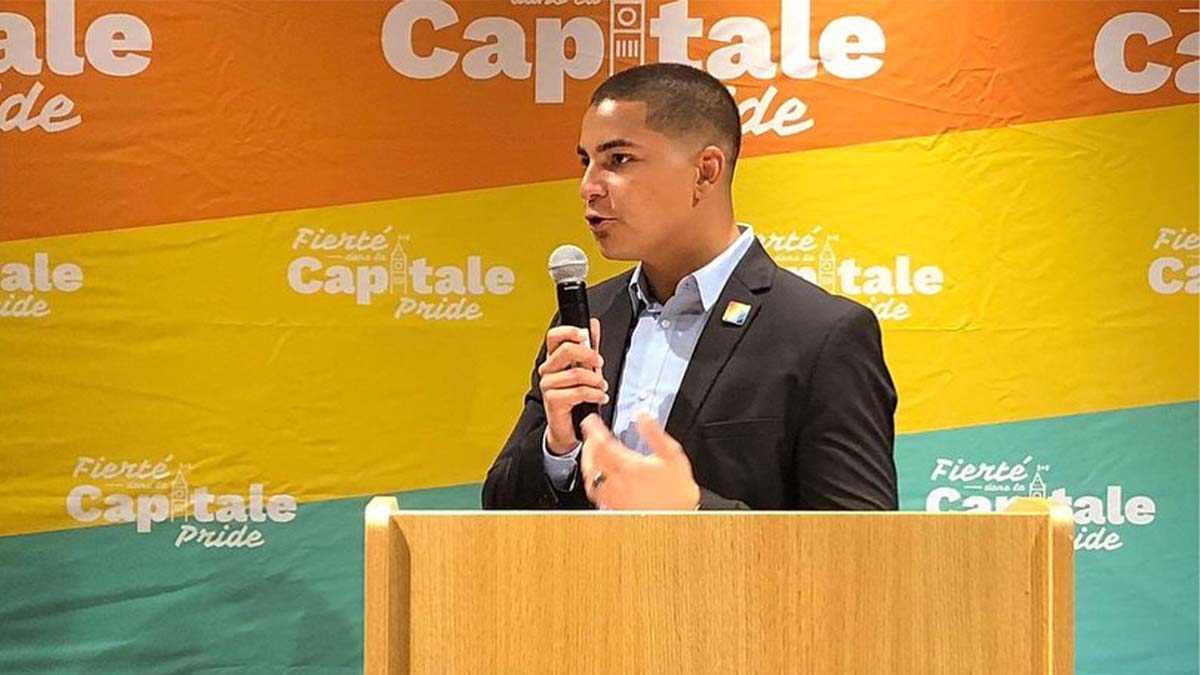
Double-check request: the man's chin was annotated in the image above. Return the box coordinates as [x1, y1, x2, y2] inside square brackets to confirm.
[592, 235, 638, 262]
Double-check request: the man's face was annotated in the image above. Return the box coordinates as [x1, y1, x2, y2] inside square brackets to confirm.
[576, 99, 699, 261]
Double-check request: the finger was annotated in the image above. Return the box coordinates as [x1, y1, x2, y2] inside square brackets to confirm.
[581, 430, 612, 504]
[539, 368, 608, 393]
[546, 325, 586, 353]
[545, 325, 590, 357]
[580, 436, 595, 492]
[544, 387, 609, 409]
[585, 421, 643, 481]
[581, 415, 622, 480]
[580, 413, 613, 445]
[635, 413, 686, 462]
[590, 317, 601, 357]
[583, 466, 607, 504]
[539, 341, 603, 376]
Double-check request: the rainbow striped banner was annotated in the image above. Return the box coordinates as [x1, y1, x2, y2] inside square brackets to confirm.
[1, 1, 1196, 672]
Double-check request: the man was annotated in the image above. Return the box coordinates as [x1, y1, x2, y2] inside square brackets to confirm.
[482, 63, 897, 511]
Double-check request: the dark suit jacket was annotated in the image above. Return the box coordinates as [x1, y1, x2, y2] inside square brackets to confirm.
[482, 239, 898, 510]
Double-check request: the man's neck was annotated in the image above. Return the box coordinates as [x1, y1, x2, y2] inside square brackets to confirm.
[641, 223, 741, 304]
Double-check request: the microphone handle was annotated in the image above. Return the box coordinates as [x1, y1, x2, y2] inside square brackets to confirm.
[555, 280, 599, 438]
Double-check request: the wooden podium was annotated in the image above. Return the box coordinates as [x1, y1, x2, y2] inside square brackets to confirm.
[364, 498, 1073, 674]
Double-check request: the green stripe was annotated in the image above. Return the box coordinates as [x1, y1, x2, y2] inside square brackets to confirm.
[0, 485, 480, 674]
[897, 400, 1199, 675]
[0, 403, 1195, 674]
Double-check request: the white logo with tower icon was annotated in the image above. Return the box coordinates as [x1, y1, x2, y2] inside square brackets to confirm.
[817, 234, 839, 292]
[288, 225, 516, 321]
[66, 453, 298, 551]
[609, 0, 647, 74]
[924, 453, 1159, 553]
[171, 463, 190, 520]
[757, 225, 945, 322]
[1027, 469, 1047, 499]
[389, 234, 411, 295]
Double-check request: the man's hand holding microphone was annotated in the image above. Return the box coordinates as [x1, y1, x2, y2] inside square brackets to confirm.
[539, 318, 607, 456]
[545, 246, 700, 510]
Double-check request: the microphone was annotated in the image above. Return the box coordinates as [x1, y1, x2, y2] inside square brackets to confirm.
[548, 245, 598, 438]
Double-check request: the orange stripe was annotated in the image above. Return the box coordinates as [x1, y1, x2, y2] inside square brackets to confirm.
[1, 0, 1195, 241]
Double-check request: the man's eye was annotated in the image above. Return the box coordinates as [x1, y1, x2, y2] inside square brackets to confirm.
[611, 154, 632, 165]
[579, 157, 590, 168]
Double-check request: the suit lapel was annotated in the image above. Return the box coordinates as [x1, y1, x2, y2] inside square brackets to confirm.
[665, 240, 776, 439]
[596, 276, 635, 427]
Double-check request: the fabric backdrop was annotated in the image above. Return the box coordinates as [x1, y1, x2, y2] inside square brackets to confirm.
[1, 1, 1197, 672]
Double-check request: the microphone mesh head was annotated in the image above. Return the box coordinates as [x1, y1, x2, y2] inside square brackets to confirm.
[548, 245, 589, 284]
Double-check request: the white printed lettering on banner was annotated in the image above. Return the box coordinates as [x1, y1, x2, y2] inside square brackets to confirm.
[285, 225, 516, 321]
[1094, 8, 1199, 95]
[65, 454, 298, 550]
[0, 0, 153, 133]
[758, 226, 944, 322]
[925, 455, 1158, 552]
[1148, 226, 1199, 295]
[0, 252, 83, 319]
[381, 0, 886, 138]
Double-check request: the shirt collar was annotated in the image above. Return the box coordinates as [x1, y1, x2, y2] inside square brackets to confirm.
[628, 224, 756, 313]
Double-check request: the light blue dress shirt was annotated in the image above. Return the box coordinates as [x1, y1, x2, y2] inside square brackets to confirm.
[543, 225, 757, 491]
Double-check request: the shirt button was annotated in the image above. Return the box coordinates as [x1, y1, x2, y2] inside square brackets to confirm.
[638, 390, 649, 401]
[660, 319, 671, 328]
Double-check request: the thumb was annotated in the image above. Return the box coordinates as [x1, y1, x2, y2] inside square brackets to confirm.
[636, 413, 685, 462]
[580, 413, 612, 444]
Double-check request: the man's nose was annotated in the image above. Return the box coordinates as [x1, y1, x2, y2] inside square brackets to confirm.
[579, 164, 606, 202]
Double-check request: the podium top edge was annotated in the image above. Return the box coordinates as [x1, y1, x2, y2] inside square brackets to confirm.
[369, 498, 1069, 519]
[384, 509, 1062, 517]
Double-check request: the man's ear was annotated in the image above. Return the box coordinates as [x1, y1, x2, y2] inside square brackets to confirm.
[693, 145, 727, 203]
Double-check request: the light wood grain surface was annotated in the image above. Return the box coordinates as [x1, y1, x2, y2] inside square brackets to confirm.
[365, 499, 1073, 675]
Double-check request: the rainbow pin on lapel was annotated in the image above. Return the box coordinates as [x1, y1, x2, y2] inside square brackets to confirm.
[721, 301, 751, 326]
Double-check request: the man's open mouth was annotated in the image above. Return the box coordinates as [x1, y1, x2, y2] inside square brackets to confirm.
[586, 215, 615, 230]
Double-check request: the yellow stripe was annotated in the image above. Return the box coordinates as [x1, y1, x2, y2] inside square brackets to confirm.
[1, 105, 1196, 536]
[738, 104, 1198, 433]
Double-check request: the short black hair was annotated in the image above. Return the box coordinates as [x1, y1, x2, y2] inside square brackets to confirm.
[590, 63, 742, 182]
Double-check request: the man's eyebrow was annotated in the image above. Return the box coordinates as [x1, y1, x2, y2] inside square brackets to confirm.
[576, 139, 640, 156]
